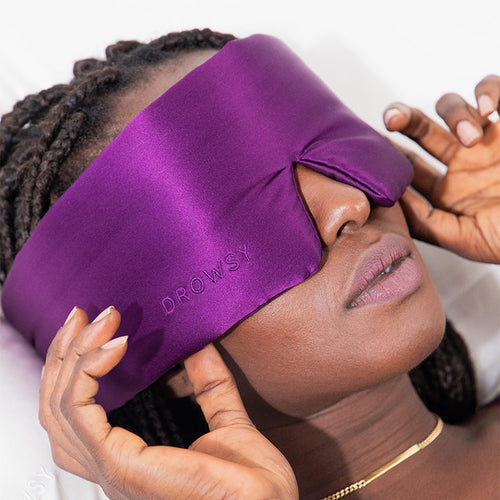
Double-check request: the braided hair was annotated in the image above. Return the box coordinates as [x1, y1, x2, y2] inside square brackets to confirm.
[0, 28, 477, 447]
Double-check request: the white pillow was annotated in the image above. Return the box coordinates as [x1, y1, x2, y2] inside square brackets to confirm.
[416, 241, 500, 405]
[0, 291, 108, 500]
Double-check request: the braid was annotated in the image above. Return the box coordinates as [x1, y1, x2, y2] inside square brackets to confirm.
[17, 68, 119, 246]
[30, 69, 119, 230]
[0, 85, 69, 276]
[0, 84, 67, 164]
[410, 318, 478, 423]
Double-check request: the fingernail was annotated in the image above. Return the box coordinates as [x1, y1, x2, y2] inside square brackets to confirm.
[91, 306, 114, 324]
[478, 94, 495, 116]
[101, 336, 128, 350]
[384, 107, 402, 126]
[41, 365, 45, 379]
[63, 306, 78, 326]
[456, 120, 481, 146]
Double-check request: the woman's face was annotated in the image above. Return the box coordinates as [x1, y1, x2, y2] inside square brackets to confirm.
[217, 164, 446, 418]
[114, 50, 445, 419]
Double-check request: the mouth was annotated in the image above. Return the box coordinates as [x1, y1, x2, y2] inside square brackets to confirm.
[345, 234, 423, 309]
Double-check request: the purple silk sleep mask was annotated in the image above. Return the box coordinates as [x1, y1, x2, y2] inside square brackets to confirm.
[2, 34, 412, 412]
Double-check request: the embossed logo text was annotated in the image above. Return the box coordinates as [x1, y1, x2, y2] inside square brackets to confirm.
[161, 243, 249, 315]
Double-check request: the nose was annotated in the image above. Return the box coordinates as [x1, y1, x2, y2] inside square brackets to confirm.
[293, 163, 371, 247]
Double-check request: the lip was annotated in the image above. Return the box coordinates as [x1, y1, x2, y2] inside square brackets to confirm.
[345, 233, 423, 309]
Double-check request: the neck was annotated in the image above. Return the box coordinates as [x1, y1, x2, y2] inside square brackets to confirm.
[257, 375, 452, 499]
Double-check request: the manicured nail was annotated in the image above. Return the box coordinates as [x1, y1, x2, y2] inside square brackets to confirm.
[478, 94, 495, 116]
[456, 120, 481, 146]
[41, 365, 45, 380]
[91, 306, 114, 324]
[383, 107, 405, 128]
[63, 306, 78, 326]
[101, 336, 128, 350]
[384, 107, 401, 122]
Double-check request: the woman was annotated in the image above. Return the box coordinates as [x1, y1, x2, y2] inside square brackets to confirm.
[1, 29, 498, 499]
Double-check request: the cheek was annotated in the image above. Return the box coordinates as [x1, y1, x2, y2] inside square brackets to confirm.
[218, 290, 332, 415]
[218, 240, 446, 418]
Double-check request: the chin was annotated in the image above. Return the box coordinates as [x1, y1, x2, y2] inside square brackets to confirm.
[333, 261, 447, 401]
[368, 265, 447, 384]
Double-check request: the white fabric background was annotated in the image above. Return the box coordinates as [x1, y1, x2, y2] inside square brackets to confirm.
[0, 1, 499, 498]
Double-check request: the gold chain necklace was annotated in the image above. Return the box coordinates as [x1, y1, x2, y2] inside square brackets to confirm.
[321, 414, 444, 499]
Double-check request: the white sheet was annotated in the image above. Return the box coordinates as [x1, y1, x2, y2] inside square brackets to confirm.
[0, 294, 108, 500]
[416, 242, 500, 404]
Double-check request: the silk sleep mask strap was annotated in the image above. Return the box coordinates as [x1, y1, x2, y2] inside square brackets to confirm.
[2, 34, 413, 412]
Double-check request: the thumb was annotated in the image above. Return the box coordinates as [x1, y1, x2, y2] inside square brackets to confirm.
[400, 188, 474, 258]
[184, 344, 254, 431]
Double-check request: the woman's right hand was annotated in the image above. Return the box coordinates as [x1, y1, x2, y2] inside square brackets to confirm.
[39, 305, 298, 500]
[384, 75, 500, 264]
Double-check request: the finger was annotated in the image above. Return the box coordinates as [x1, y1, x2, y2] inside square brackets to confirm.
[392, 143, 446, 209]
[60, 335, 130, 453]
[49, 307, 120, 466]
[40, 306, 88, 430]
[39, 306, 92, 468]
[184, 344, 254, 431]
[384, 102, 460, 164]
[475, 74, 500, 117]
[400, 188, 481, 258]
[436, 93, 490, 147]
[51, 306, 119, 416]
[48, 435, 95, 482]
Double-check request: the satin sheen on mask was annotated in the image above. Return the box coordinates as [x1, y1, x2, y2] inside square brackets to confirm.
[1, 35, 413, 412]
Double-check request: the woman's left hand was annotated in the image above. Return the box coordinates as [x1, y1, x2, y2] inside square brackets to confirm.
[39, 306, 299, 500]
[384, 74, 500, 264]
